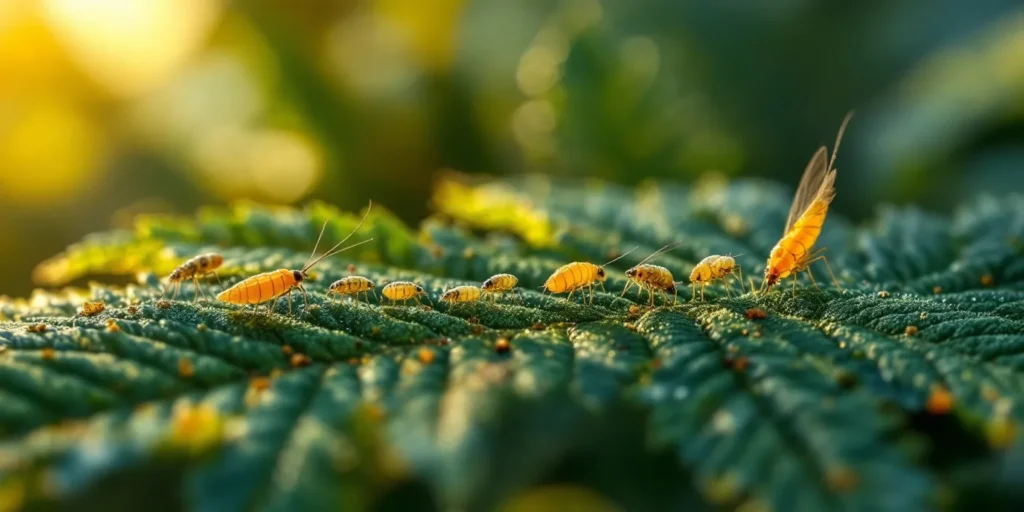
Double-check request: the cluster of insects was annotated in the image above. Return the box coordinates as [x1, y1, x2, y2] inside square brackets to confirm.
[165, 112, 851, 315]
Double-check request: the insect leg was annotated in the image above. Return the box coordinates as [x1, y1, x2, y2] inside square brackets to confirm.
[172, 281, 181, 301]
[212, 271, 223, 292]
[791, 275, 798, 297]
[723, 277, 731, 298]
[700, 283, 706, 302]
[371, 289, 380, 304]
[300, 285, 309, 312]
[621, 280, 632, 298]
[804, 266, 820, 290]
[287, 289, 294, 315]
[735, 266, 746, 294]
[806, 255, 842, 289]
[192, 276, 201, 303]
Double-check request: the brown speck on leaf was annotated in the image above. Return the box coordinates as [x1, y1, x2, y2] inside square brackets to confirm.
[41, 347, 56, 361]
[26, 323, 47, 333]
[197, 323, 207, 332]
[926, 386, 954, 415]
[495, 338, 511, 353]
[418, 348, 435, 364]
[371, 326, 382, 336]
[471, 324, 483, 335]
[80, 301, 105, 317]
[932, 286, 943, 295]
[127, 305, 139, 315]
[624, 323, 637, 332]
[531, 322, 546, 331]
[290, 353, 312, 367]
[157, 300, 172, 309]
[281, 345, 294, 356]
[752, 331, 762, 338]
[467, 316, 480, 324]
[905, 325, 919, 336]
[105, 319, 120, 333]
[741, 329, 749, 336]
[347, 264, 357, 274]
[981, 274, 995, 287]
[178, 358, 195, 378]
[745, 308, 767, 320]
[836, 371, 858, 389]
[826, 466, 860, 493]
[877, 291, 890, 298]
[628, 304, 641, 317]
[650, 358, 662, 370]
[348, 357, 360, 365]
[250, 377, 271, 392]
[733, 357, 749, 372]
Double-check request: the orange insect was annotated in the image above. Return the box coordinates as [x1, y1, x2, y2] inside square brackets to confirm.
[217, 202, 373, 314]
[543, 247, 637, 303]
[761, 113, 851, 295]
[165, 253, 224, 302]
[689, 255, 744, 301]
[622, 242, 681, 306]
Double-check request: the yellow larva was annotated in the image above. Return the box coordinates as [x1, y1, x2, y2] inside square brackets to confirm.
[690, 255, 745, 301]
[329, 276, 377, 307]
[622, 242, 680, 306]
[166, 253, 224, 302]
[482, 273, 519, 302]
[544, 247, 638, 303]
[382, 281, 429, 306]
[441, 285, 483, 311]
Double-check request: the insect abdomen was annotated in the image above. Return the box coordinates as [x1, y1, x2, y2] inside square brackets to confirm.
[382, 282, 418, 300]
[217, 269, 295, 305]
[443, 286, 482, 302]
[485, 273, 518, 292]
[544, 263, 598, 293]
[768, 199, 830, 275]
[331, 276, 373, 295]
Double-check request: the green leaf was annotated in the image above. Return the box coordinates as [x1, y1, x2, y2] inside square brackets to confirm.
[3, 174, 1024, 511]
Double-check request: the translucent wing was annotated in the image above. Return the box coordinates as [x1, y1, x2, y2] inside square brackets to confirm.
[784, 147, 828, 234]
[783, 111, 852, 234]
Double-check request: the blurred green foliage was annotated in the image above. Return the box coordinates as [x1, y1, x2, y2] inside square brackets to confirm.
[2, 0, 1024, 297]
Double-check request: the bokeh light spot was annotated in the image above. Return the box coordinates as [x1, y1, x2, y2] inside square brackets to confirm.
[0, 97, 103, 204]
[41, 0, 223, 97]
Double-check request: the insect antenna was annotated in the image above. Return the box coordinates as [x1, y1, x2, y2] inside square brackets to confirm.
[636, 241, 682, 266]
[601, 246, 640, 268]
[302, 201, 373, 272]
[828, 111, 854, 172]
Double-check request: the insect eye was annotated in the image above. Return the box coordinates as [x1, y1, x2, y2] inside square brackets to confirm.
[416, 286, 424, 292]
[598, 268, 605, 277]
[293, 270, 304, 282]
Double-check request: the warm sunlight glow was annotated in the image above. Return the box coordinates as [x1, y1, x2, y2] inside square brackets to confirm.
[0, 97, 104, 203]
[41, 0, 223, 97]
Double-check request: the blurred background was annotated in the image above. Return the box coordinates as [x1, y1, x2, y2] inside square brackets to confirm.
[2, 0, 1024, 296]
